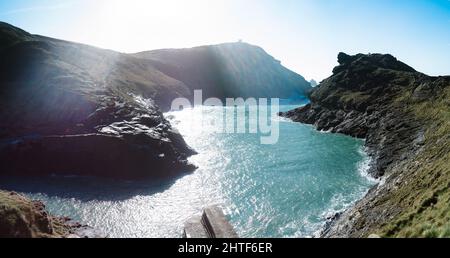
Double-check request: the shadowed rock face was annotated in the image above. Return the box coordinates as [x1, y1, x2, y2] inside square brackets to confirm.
[0, 22, 198, 180]
[135, 42, 311, 100]
[281, 52, 450, 238]
[0, 22, 310, 180]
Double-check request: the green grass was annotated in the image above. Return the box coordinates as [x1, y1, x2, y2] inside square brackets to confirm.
[0, 191, 71, 238]
[377, 86, 450, 238]
[340, 91, 371, 105]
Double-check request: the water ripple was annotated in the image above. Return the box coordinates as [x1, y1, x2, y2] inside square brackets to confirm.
[0, 104, 375, 238]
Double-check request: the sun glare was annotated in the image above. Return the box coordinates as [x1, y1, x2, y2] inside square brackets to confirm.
[88, 0, 226, 53]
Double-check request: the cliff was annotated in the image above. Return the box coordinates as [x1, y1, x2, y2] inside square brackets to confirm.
[0, 22, 310, 180]
[0, 22, 198, 180]
[136, 42, 311, 100]
[281, 52, 450, 237]
[0, 190, 103, 238]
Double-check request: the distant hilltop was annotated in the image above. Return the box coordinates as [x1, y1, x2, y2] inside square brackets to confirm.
[0, 21, 311, 111]
[135, 42, 311, 101]
[0, 21, 310, 181]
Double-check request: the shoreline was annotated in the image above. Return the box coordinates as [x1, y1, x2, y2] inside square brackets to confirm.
[169, 106, 374, 238]
[315, 144, 379, 238]
[317, 145, 380, 238]
[280, 52, 450, 237]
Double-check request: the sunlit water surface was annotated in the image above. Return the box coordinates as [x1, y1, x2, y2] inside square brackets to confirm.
[0, 104, 376, 238]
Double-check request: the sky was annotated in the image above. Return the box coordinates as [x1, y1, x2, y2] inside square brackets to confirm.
[0, 0, 449, 81]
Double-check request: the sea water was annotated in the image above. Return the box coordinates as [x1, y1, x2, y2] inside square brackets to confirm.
[0, 104, 376, 238]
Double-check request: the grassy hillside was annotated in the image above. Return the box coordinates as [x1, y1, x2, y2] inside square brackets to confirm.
[0, 22, 34, 51]
[379, 83, 450, 237]
[281, 52, 450, 238]
[136, 42, 311, 100]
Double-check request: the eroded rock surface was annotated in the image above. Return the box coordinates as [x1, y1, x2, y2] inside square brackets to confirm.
[0, 22, 196, 180]
[281, 53, 450, 238]
[0, 190, 104, 238]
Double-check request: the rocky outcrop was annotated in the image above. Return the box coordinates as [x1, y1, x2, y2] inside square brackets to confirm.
[282, 53, 426, 178]
[0, 91, 196, 179]
[281, 52, 450, 238]
[0, 22, 198, 180]
[0, 190, 103, 238]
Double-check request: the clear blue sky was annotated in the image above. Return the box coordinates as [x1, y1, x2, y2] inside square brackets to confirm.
[1, 0, 449, 80]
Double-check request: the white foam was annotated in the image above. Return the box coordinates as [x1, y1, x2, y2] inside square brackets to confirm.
[357, 147, 380, 184]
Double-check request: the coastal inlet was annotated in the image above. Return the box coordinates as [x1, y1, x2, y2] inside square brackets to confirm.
[1, 104, 375, 238]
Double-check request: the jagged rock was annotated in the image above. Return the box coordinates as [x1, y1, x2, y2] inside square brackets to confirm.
[0, 22, 198, 180]
[0, 92, 197, 180]
[281, 53, 433, 178]
[281, 52, 450, 238]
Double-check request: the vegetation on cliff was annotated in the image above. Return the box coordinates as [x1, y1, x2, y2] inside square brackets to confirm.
[0, 190, 102, 238]
[281, 52, 450, 238]
[380, 82, 450, 238]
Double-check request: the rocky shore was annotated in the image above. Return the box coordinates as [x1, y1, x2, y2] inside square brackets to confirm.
[281, 53, 450, 237]
[0, 190, 104, 238]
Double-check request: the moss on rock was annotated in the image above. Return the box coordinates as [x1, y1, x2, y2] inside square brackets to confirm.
[281, 52, 450, 238]
[0, 190, 100, 238]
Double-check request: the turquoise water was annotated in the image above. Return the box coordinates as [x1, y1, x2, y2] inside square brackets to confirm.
[0, 104, 376, 238]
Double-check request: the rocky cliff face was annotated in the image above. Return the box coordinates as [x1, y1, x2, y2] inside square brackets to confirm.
[0, 190, 103, 238]
[0, 22, 199, 237]
[0, 22, 197, 180]
[281, 52, 450, 237]
[0, 22, 310, 180]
